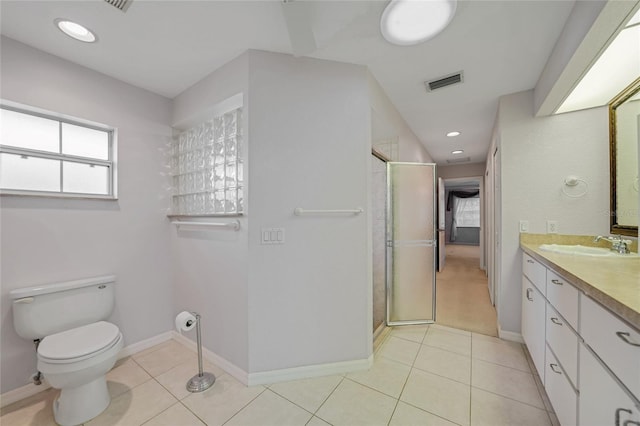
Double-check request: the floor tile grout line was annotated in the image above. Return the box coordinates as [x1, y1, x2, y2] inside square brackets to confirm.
[470, 385, 548, 411]
[398, 398, 466, 426]
[342, 376, 405, 401]
[410, 363, 471, 387]
[177, 399, 209, 426]
[311, 375, 346, 418]
[470, 356, 532, 374]
[219, 386, 267, 426]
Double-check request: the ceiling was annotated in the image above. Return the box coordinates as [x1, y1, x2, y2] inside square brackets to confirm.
[0, 0, 576, 165]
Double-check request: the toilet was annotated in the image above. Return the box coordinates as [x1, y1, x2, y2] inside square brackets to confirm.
[10, 276, 123, 426]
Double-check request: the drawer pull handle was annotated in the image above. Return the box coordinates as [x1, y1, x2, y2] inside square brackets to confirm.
[551, 279, 563, 286]
[549, 364, 562, 374]
[623, 421, 640, 426]
[550, 317, 563, 326]
[526, 259, 534, 264]
[526, 288, 533, 301]
[616, 332, 640, 347]
[615, 408, 632, 426]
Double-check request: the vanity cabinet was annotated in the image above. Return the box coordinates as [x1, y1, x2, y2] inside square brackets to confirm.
[521, 251, 640, 426]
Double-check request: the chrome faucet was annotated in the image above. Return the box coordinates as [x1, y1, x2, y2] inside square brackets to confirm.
[594, 235, 631, 254]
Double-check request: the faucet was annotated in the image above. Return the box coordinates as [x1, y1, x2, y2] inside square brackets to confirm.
[594, 235, 631, 254]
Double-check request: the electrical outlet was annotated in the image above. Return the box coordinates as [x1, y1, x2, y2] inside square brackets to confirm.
[519, 220, 529, 233]
[547, 220, 558, 234]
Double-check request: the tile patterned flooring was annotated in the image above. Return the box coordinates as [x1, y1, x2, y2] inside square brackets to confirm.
[1, 325, 558, 426]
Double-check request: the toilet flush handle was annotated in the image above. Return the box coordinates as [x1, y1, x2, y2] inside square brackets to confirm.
[14, 297, 34, 304]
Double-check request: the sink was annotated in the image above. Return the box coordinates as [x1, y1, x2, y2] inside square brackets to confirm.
[539, 244, 640, 258]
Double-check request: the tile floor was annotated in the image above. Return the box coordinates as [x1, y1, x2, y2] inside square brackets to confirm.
[1, 324, 558, 426]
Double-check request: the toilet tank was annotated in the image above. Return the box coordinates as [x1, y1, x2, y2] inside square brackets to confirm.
[10, 276, 116, 340]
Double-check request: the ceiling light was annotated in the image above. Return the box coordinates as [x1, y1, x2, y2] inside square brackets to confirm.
[446, 131, 461, 137]
[452, 149, 464, 155]
[55, 19, 97, 43]
[381, 0, 457, 46]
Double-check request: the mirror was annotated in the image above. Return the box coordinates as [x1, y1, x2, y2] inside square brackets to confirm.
[610, 76, 640, 236]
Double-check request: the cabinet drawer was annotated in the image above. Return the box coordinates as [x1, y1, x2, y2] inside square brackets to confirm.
[546, 270, 578, 330]
[545, 345, 577, 426]
[546, 304, 578, 388]
[523, 253, 546, 294]
[579, 342, 640, 426]
[581, 294, 640, 400]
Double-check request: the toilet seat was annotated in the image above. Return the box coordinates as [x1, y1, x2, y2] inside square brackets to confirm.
[38, 321, 121, 364]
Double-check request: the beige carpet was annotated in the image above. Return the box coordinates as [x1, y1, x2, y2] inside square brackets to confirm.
[436, 244, 498, 336]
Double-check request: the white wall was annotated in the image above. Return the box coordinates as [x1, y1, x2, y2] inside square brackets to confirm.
[496, 90, 610, 334]
[0, 38, 174, 393]
[368, 73, 432, 163]
[438, 163, 486, 180]
[246, 51, 371, 373]
[170, 53, 250, 371]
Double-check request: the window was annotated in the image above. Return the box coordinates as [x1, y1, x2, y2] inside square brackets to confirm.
[453, 196, 480, 227]
[0, 105, 115, 198]
[170, 103, 243, 216]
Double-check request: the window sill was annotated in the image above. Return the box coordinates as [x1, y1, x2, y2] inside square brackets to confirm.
[0, 189, 117, 200]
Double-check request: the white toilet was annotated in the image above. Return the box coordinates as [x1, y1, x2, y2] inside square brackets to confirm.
[10, 276, 123, 426]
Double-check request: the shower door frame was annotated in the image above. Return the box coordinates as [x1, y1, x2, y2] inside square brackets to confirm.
[386, 162, 437, 326]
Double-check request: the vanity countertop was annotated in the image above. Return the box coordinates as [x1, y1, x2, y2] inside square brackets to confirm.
[520, 234, 640, 329]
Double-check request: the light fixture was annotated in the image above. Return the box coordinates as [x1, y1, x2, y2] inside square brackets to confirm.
[446, 131, 461, 137]
[55, 19, 97, 43]
[381, 0, 457, 46]
[451, 149, 464, 155]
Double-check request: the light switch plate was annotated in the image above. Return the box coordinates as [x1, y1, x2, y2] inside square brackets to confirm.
[261, 228, 285, 244]
[519, 220, 529, 233]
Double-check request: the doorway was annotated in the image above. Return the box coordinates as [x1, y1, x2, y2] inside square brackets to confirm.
[435, 176, 497, 336]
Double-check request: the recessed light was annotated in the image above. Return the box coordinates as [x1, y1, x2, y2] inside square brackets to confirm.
[451, 150, 464, 155]
[55, 19, 97, 43]
[381, 0, 457, 46]
[447, 131, 461, 137]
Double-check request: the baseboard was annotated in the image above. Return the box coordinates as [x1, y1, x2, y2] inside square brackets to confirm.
[0, 330, 174, 408]
[498, 325, 524, 343]
[171, 331, 249, 385]
[247, 354, 374, 386]
[118, 331, 174, 359]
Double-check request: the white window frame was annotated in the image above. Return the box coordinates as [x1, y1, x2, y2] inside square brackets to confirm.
[0, 103, 117, 199]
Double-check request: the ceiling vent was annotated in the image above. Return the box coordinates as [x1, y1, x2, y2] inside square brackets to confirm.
[446, 156, 471, 164]
[425, 71, 464, 92]
[104, 0, 133, 12]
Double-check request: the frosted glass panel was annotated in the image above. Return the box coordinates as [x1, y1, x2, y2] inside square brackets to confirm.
[390, 164, 434, 241]
[389, 245, 434, 322]
[387, 162, 436, 324]
[0, 153, 60, 192]
[1, 109, 59, 153]
[62, 161, 109, 194]
[62, 123, 109, 160]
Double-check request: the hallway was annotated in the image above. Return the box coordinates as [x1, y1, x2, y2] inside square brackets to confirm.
[436, 245, 498, 336]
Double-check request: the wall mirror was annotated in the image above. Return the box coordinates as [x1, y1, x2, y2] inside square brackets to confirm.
[610, 76, 640, 236]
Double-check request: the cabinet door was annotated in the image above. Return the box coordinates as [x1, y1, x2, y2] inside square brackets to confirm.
[523, 254, 546, 294]
[579, 342, 640, 426]
[522, 277, 546, 379]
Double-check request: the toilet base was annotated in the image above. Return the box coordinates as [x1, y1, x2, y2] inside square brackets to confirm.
[53, 375, 111, 426]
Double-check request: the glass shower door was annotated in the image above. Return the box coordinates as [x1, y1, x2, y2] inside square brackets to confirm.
[386, 162, 436, 325]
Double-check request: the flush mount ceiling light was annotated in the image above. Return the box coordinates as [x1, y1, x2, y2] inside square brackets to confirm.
[446, 131, 461, 137]
[381, 0, 457, 46]
[451, 149, 464, 155]
[55, 19, 97, 43]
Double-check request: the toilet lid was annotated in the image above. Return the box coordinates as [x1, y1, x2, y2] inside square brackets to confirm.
[38, 321, 121, 361]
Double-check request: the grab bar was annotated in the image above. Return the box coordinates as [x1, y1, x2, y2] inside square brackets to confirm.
[172, 220, 240, 231]
[294, 207, 363, 216]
